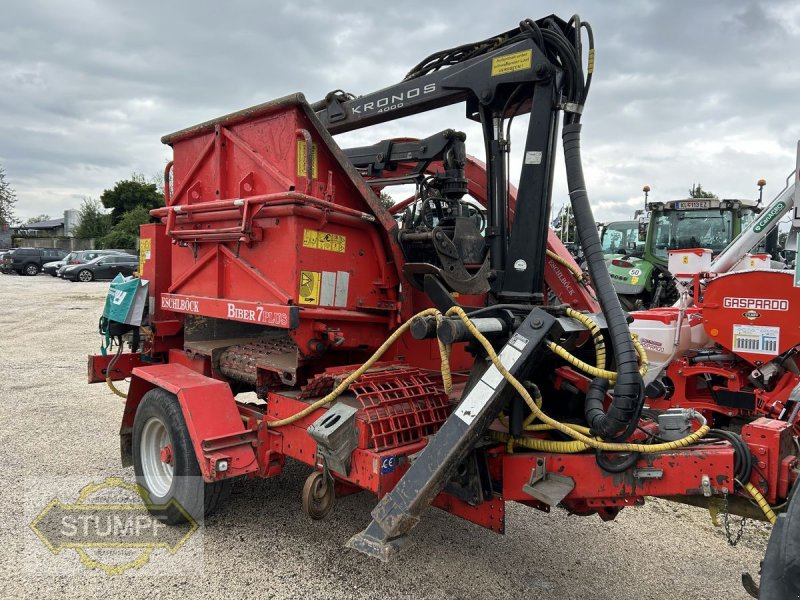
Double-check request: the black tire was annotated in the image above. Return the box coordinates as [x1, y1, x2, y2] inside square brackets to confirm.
[132, 388, 231, 524]
[759, 482, 800, 599]
[23, 263, 39, 276]
[77, 269, 94, 282]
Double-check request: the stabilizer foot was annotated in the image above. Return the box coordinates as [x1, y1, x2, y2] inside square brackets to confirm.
[346, 521, 409, 562]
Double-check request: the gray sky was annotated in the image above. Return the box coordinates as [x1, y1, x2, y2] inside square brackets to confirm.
[2, 0, 799, 222]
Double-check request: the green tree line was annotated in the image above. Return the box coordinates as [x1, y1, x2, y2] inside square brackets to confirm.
[74, 174, 164, 248]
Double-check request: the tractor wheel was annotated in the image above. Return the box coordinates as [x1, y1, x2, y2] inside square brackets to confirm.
[23, 263, 39, 276]
[757, 481, 800, 598]
[77, 269, 94, 282]
[133, 388, 231, 524]
[302, 470, 335, 519]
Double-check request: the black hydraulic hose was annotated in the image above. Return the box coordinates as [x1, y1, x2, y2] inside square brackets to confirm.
[562, 123, 644, 440]
[707, 429, 753, 482]
[595, 450, 640, 474]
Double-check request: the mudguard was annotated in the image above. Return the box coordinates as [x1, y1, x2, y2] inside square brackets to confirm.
[119, 363, 257, 481]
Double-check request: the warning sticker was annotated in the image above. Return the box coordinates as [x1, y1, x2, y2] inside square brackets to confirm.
[298, 270, 321, 305]
[302, 229, 346, 253]
[296, 140, 318, 179]
[455, 341, 526, 425]
[732, 324, 779, 355]
[138, 238, 151, 274]
[491, 49, 532, 76]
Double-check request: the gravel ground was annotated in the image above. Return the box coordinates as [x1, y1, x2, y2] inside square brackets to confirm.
[0, 274, 769, 599]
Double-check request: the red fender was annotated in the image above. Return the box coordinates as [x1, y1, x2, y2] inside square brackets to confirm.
[121, 363, 258, 481]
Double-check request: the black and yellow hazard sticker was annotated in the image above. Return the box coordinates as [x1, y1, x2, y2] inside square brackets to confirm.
[302, 229, 346, 253]
[491, 49, 532, 76]
[298, 270, 321, 305]
[138, 238, 151, 275]
[296, 140, 318, 179]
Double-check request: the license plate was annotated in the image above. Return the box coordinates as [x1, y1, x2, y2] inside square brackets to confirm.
[675, 200, 709, 210]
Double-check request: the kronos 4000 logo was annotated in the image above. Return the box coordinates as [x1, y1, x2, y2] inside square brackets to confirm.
[351, 83, 437, 116]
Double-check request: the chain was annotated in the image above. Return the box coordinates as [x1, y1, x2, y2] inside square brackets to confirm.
[722, 488, 747, 546]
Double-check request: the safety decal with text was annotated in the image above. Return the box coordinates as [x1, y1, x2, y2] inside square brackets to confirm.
[491, 49, 532, 76]
[303, 229, 346, 253]
[138, 238, 151, 274]
[455, 334, 528, 425]
[296, 140, 318, 178]
[299, 270, 350, 307]
[298, 270, 321, 305]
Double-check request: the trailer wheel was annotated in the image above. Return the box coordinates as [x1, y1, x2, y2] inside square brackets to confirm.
[133, 388, 231, 524]
[302, 470, 335, 519]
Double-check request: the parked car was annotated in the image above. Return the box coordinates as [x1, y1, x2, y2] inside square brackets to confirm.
[43, 255, 70, 276]
[62, 254, 139, 282]
[1, 247, 68, 275]
[56, 250, 130, 278]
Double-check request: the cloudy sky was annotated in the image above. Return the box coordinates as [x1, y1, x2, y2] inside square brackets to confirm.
[2, 0, 799, 223]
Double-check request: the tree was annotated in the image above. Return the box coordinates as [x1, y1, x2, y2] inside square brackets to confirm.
[74, 198, 112, 240]
[0, 165, 17, 227]
[378, 191, 394, 210]
[100, 173, 164, 224]
[98, 205, 151, 249]
[24, 214, 52, 225]
[689, 184, 718, 199]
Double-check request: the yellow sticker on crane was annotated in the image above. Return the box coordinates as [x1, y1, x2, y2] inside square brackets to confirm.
[491, 49, 532, 76]
[682, 256, 689, 264]
[298, 270, 321, 305]
[296, 140, 318, 179]
[302, 229, 346, 253]
[138, 238, 151, 275]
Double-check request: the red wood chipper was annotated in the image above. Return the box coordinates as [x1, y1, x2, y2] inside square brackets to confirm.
[89, 14, 800, 598]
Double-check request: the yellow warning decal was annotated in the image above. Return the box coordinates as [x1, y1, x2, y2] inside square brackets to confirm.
[298, 270, 321, 305]
[682, 255, 689, 264]
[296, 140, 318, 179]
[491, 49, 532, 76]
[138, 238, 151, 275]
[302, 229, 346, 253]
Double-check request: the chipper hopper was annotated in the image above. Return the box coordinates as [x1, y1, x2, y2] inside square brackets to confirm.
[90, 14, 800, 598]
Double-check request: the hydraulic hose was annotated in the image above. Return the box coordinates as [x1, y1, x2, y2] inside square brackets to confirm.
[562, 123, 644, 440]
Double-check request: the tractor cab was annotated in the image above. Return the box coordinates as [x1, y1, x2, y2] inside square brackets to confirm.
[648, 198, 758, 263]
[600, 220, 644, 257]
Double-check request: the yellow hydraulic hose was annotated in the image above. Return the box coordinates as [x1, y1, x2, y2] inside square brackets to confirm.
[564, 306, 606, 369]
[745, 482, 777, 524]
[546, 335, 648, 381]
[546, 249, 598, 302]
[546, 249, 586, 285]
[444, 305, 705, 453]
[266, 308, 451, 427]
[106, 347, 128, 399]
[267, 303, 696, 452]
[107, 378, 128, 399]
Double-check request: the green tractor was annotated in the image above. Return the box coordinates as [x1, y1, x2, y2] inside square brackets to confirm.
[604, 195, 761, 310]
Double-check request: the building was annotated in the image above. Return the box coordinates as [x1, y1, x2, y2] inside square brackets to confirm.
[16, 217, 66, 237]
